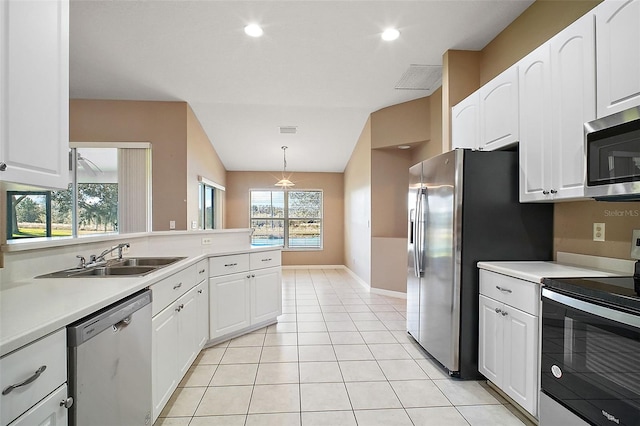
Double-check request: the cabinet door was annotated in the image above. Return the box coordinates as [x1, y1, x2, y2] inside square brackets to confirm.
[195, 280, 209, 349]
[550, 13, 595, 200]
[480, 66, 519, 150]
[502, 304, 538, 417]
[478, 295, 503, 386]
[0, 0, 69, 189]
[251, 267, 282, 324]
[451, 92, 480, 150]
[519, 44, 552, 202]
[177, 287, 198, 377]
[209, 272, 250, 339]
[8, 384, 68, 426]
[152, 303, 179, 422]
[595, 0, 640, 118]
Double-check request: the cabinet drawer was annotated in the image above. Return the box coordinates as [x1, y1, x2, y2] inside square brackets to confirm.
[195, 259, 208, 283]
[0, 329, 66, 426]
[151, 265, 197, 317]
[209, 254, 250, 277]
[479, 270, 540, 315]
[250, 250, 281, 270]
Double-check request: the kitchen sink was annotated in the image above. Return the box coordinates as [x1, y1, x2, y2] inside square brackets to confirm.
[36, 256, 186, 278]
[112, 257, 185, 267]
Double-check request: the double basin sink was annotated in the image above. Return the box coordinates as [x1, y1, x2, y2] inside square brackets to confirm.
[37, 257, 186, 278]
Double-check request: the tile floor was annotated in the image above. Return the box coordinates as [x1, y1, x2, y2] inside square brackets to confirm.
[155, 268, 532, 426]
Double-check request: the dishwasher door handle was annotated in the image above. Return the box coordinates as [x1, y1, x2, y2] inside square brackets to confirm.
[112, 316, 132, 333]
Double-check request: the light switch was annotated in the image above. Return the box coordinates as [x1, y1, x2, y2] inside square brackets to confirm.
[169, 220, 176, 230]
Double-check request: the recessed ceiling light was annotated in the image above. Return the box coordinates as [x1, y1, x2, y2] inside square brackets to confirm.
[244, 24, 263, 38]
[381, 28, 400, 41]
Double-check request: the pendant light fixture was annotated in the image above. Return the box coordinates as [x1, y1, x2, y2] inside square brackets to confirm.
[275, 146, 295, 188]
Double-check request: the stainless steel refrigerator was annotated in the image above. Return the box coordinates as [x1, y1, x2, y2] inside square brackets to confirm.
[407, 149, 553, 379]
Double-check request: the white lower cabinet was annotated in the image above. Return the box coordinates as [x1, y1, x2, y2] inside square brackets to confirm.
[209, 272, 251, 339]
[209, 250, 282, 342]
[478, 271, 539, 418]
[151, 265, 207, 423]
[8, 384, 68, 426]
[0, 329, 68, 426]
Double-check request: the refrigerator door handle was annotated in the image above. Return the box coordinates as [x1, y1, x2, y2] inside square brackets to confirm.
[415, 188, 426, 278]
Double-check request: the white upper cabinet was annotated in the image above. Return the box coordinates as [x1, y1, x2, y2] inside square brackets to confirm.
[451, 91, 480, 150]
[519, 13, 595, 202]
[519, 44, 552, 202]
[0, 0, 70, 189]
[479, 66, 519, 151]
[595, 0, 640, 118]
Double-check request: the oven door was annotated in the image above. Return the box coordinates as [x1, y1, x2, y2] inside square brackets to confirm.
[541, 288, 640, 426]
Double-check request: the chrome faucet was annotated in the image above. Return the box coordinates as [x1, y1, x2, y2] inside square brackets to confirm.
[87, 243, 130, 266]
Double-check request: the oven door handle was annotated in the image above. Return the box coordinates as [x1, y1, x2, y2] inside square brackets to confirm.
[542, 288, 640, 329]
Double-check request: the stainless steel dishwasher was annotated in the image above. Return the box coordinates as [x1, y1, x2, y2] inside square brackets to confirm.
[67, 289, 152, 426]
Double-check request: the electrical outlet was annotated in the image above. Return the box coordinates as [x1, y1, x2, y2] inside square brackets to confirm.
[191, 221, 198, 229]
[593, 223, 605, 242]
[631, 229, 640, 260]
[169, 220, 176, 230]
[202, 237, 212, 245]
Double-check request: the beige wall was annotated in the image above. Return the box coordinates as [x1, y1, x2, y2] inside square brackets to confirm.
[70, 99, 225, 232]
[225, 171, 344, 266]
[344, 117, 372, 284]
[412, 88, 444, 164]
[186, 105, 227, 229]
[371, 98, 429, 149]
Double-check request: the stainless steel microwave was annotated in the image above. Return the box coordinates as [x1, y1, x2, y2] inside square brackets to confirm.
[585, 106, 640, 200]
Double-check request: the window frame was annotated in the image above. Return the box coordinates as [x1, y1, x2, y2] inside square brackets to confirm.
[249, 189, 323, 251]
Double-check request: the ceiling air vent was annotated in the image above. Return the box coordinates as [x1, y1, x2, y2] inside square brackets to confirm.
[395, 65, 442, 92]
[279, 126, 298, 135]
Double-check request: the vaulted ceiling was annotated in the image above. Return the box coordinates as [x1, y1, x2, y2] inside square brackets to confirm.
[69, 0, 534, 172]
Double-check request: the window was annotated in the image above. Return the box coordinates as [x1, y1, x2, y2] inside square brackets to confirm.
[250, 190, 322, 249]
[6, 145, 150, 240]
[198, 177, 224, 230]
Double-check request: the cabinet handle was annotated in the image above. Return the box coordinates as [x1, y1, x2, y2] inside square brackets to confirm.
[501, 311, 508, 317]
[198, 289, 203, 294]
[173, 282, 182, 290]
[225, 263, 238, 267]
[252, 274, 255, 278]
[542, 190, 550, 195]
[2, 365, 47, 395]
[60, 397, 74, 409]
[550, 189, 557, 194]
[199, 269, 206, 274]
[495, 308, 502, 314]
[247, 275, 251, 279]
[262, 258, 272, 262]
[175, 303, 184, 312]
[496, 286, 512, 294]
[0, 162, 6, 172]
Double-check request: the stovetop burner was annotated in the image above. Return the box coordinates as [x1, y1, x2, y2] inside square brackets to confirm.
[542, 273, 640, 314]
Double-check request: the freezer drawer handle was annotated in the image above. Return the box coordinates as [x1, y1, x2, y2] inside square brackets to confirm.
[2, 365, 47, 395]
[261, 258, 272, 262]
[60, 397, 74, 409]
[496, 286, 512, 294]
[225, 263, 238, 267]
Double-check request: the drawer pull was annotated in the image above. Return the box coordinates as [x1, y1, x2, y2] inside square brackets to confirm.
[496, 286, 512, 294]
[2, 365, 47, 395]
[262, 258, 272, 262]
[173, 283, 182, 290]
[175, 303, 185, 312]
[501, 311, 508, 317]
[198, 289, 203, 294]
[199, 269, 206, 274]
[224, 263, 238, 267]
[495, 308, 502, 314]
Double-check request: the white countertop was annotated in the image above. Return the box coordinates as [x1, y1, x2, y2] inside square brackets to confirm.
[0, 246, 278, 357]
[477, 261, 622, 283]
